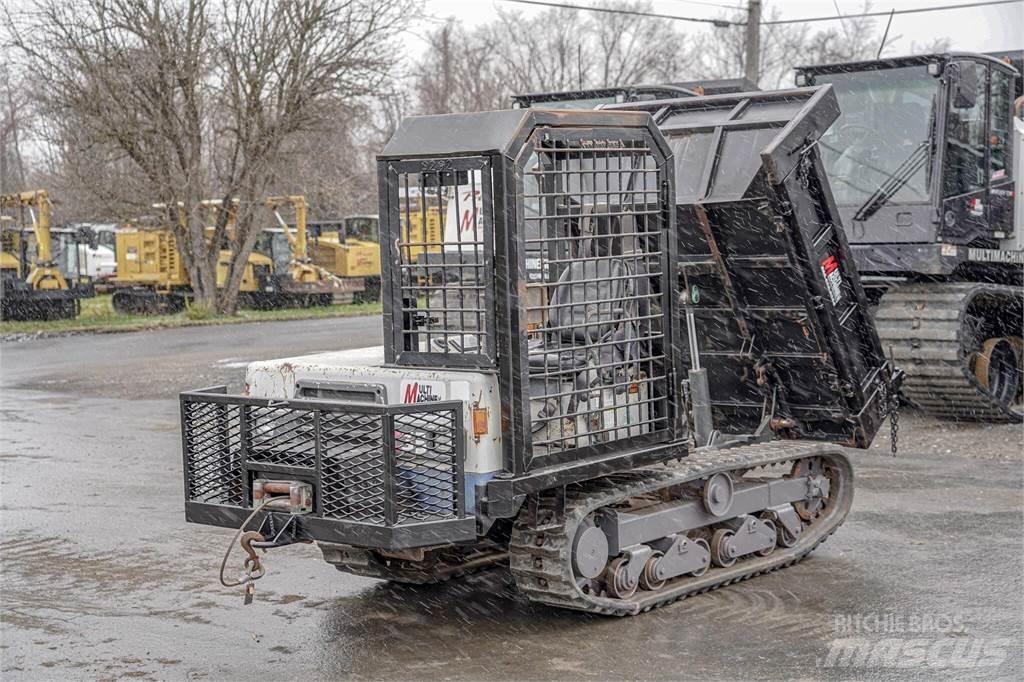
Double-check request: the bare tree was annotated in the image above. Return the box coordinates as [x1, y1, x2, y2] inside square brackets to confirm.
[697, 2, 893, 88]
[588, 0, 691, 87]
[7, 0, 412, 312]
[488, 7, 591, 94]
[910, 37, 954, 54]
[413, 1, 694, 114]
[799, 9, 882, 66]
[0, 63, 29, 194]
[271, 99, 383, 218]
[414, 19, 508, 114]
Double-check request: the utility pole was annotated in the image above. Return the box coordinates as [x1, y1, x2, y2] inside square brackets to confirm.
[744, 0, 761, 86]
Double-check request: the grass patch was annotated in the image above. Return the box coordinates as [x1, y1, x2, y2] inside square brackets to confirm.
[0, 294, 381, 338]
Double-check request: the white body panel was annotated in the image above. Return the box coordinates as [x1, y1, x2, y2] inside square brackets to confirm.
[245, 346, 503, 475]
[1009, 115, 1024, 251]
[443, 172, 485, 252]
[77, 244, 117, 279]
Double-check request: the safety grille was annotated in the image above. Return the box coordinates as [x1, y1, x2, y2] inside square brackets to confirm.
[181, 390, 464, 525]
[394, 410, 459, 523]
[247, 406, 317, 468]
[385, 158, 493, 365]
[320, 411, 386, 523]
[181, 401, 246, 506]
[521, 132, 670, 463]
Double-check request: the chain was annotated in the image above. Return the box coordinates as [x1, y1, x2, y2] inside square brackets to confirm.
[881, 379, 900, 456]
[889, 389, 900, 456]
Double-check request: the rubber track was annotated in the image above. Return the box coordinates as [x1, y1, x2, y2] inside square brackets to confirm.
[874, 282, 1023, 422]
[508, 441, 855, 616]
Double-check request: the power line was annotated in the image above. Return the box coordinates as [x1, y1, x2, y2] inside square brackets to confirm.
[763, 0, 1023, 25]
[494, 0, 741, 25]
[495, 0, 1022, 27]
[663, 0, 745, 9]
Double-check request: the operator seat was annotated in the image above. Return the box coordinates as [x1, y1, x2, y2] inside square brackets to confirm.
[528, 254, 650, 378]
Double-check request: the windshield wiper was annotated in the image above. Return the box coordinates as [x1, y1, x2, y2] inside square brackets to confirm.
[852, 141, 929, 222]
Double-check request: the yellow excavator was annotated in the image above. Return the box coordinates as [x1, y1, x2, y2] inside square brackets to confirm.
[1, 190, 94, 321]
[111, 199, 278, 314]
[255, 200, 438, 303]
[265, 195, 350, 305]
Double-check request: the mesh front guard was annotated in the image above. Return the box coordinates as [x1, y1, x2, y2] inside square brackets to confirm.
[180, 388, 472, 547]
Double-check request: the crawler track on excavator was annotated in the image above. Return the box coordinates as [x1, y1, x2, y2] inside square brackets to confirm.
[874, 282, 1023, 422]
[509, 441, 854, 616]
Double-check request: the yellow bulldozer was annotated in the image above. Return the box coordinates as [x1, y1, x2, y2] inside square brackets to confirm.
[110, 200, 277, 314]
[308, 214, 382, 302]
[315, 216, 378, 291]
[1, 190, 95, 321]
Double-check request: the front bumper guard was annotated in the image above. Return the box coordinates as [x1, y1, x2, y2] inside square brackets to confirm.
[180, 386, 476, 550]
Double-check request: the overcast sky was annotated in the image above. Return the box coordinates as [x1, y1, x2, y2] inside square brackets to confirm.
[414, 0, 1023, 58]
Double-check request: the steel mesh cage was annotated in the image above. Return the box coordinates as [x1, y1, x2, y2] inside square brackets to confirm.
[393, 410, 460, 523]
[182, 400, 246, 506]
[320, 411, 386, 523]
[517, 128, 673, 468]
[180, 391, 465, 526]
[383, 157, 494, 366]
[376, 109, 680, 479]
[247, 406, 317, 469]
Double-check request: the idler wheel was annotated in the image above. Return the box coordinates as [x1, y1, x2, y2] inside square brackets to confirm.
[638, 551, 666, 591]
[605, 555, 638, 599]
[703, 472, 734, 517]
[691, 537, 711, 577]
[791, 458, 827, 521]
[757, 519, 778, 557]
[973, 336, 1023, 407]
[572, 517, 609, 580]
[711, 528, 736, 568]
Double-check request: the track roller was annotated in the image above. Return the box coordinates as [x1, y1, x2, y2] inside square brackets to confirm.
[711, 528, 737, 568]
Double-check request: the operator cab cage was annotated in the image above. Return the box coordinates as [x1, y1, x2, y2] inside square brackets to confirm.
[378, 109, 683, 477]
[610, 86, 895, 445]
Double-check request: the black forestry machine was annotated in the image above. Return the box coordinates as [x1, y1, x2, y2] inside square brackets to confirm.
[796, 52, 1023, 421]
[180, 87, 901, 615]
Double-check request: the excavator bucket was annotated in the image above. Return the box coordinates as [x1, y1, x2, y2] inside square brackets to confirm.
[613, 86, 895, 446]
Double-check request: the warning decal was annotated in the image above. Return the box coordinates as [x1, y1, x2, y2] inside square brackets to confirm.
[820, 254, 843, 305]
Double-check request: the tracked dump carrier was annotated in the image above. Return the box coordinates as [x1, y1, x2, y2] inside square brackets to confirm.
[180, 89, 899, 615]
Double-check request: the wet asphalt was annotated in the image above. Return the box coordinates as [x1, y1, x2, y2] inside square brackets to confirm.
[1, 316, 1022, 681]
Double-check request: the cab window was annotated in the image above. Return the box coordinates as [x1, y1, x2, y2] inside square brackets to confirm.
[989, 68, 1013, 181]
[944, 61, 988, 197]
[345, 217, 379, 242]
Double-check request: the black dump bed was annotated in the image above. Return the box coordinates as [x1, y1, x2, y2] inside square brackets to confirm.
[612, 86, 894, 446]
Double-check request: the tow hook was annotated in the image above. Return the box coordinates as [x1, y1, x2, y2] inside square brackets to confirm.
[239, 530, 266, 604]
[218, 480, 313, 606]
